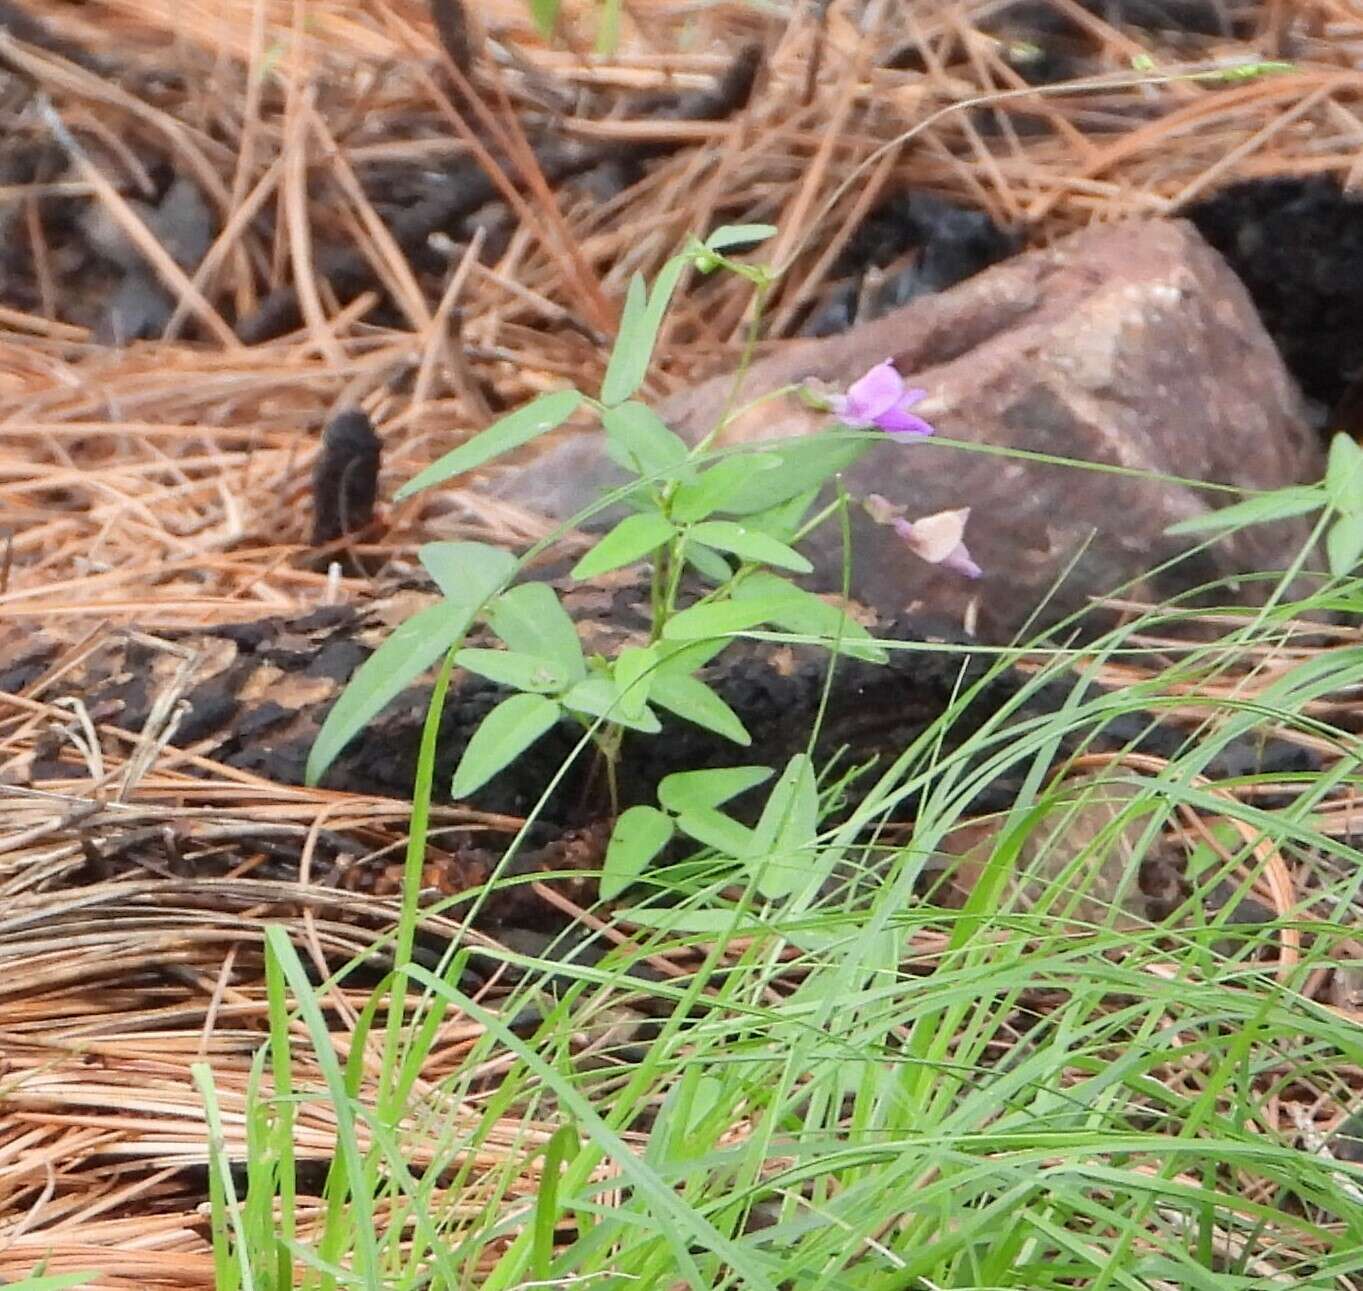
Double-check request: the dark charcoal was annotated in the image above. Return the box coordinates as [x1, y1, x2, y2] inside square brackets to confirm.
[430, 0, 475, 76]
[311, 410, 382, 545]
[0, 0, 110, 72]
[1183, 176, 1363, 422]
[83, 179, 214, 345]
[986, 0, 1255, 38]
[4, 565, 1321, 926]
[889, 0, 1257, 85]
[800, 191, 1018, 336]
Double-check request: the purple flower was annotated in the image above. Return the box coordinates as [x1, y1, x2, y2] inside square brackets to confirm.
[826, 360, 935, 439]
[865, 494, 982, 579]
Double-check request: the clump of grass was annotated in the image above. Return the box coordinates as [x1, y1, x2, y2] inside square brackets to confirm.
[190, 547, 1363, 1291]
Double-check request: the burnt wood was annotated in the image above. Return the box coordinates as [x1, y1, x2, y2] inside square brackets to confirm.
[4, 565, 1312, 833]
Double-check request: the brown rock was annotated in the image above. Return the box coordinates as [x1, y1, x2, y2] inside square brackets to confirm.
[932, 772, 1177, 930]
[494, 218, 1324, 641]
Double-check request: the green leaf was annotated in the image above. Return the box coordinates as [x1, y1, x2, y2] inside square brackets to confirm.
[670, 454, 781, 523]
[450, 693, 562, 799]
[526, 0, 560, 38]
[656, 637, 729, 676]
[704, 223, 778, 253]
[600, 256, 690, 407]
[684, 542, 734, 585]
[675, 806, 755, 858]
[719, 436, 870, 515]
[307, 598, 472, 785]
[661, 595, 801, 642]
[680, 1072, 725, 1141]
[486, 582, 586, 681]
[571, 512, 676, 579]
[659, 765, 773, 815]
[741, 486, 821, 543]
[733, 573, 886, 664]
[1329, 513, 1363, 577]
[612, 645, 657, 721]
[5, 1274, 103, 1291]
[601, 806, 674, 900]
[1327, 433, 1363, 514]
[650, 671, 751, 745]
[600, 273, 651, 407]
[455, 648, 567, 694]
[689, 520, 813, 573]
[1185, 821, 1243, 884]
[532, 1124, 577, 1279]
[418, 541, 518, 607]
[614, 905, 766, 935]
[1165, 486, 1323, 535]
[750, 754, 818, 899]
[395, 390, 583, 499]
[594, 0, 621, 55]
[562, 677, 661, 733]
[602, 402, 690, 480]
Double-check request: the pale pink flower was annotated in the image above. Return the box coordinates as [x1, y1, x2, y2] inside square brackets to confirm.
[865, 494, 981, 579]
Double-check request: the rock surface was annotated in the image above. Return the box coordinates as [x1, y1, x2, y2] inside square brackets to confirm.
[493, 218, 1325, 642]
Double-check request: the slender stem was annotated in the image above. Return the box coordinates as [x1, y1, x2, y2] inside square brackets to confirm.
[650, 541, 667, 639]
[694, 280, 771, 460]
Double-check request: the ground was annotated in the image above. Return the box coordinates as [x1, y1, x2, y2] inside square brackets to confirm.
[3, 1, 1363, 1286]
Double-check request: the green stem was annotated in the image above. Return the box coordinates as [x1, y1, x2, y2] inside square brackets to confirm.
[693, 281, 771, 460]
[377, 645, 456, 1122]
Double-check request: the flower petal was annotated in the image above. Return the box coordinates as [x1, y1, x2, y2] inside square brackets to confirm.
[844, 360, 905, 422]
[863, 493, 903, 525]
[901, 509, 970, 563]
[878, 403, 936, 438]
[940, 543, 982, 579]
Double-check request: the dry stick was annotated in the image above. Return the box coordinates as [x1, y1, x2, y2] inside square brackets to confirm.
[35, 100, 241, 350]
[225, 0, 269, 317]
[413, 226, 489, 415]
[766, 147, 896, 339]
[1323, 95, 1363, 189]
[758, 61, 1312, 275]
[1, 25, 256, 300]
[948, 18, 1031, 224]
[162, 156, 286, 341]
[298, 800, 363, 1035]
[0, 30, 235, 183]
[310, 105, 434, 333]
[281, 83, 344, 367]
[0, 304, 87, 340]
[1023, 72, 1337, 223]
[437, 55, 614, 334]
[19, 198, 54, 321]
[767, 33, 862, 280]
[1167, 83, 1332, 208]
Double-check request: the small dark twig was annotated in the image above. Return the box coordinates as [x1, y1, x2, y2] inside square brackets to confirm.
[431, 0, 477, 78]
[312, 410, 382, 546]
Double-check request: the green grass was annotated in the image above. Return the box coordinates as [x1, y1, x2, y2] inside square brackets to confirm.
[195, 561, 1363, 1291]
